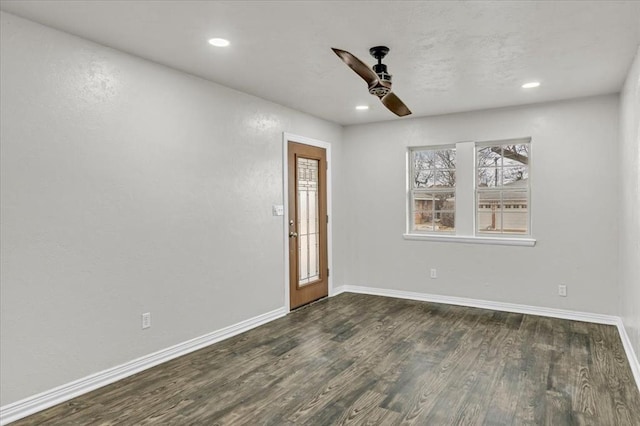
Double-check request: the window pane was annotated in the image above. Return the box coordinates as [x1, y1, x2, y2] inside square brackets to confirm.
[434, 169, 456, 187]
[477, 194, 502, 233]
[434, 149, 456, 169]
[477, 190, 528, 234]
[478, 144, 529, 187]
[477, 146, 502, 168]
[413, 192, 454, 232]
[478, 167, 502, 187]
[502, 190, 528, 208]
[412, 147, 455, 189]
[502, 189, 529, 234]
[414, 168, 434, 188]
[502, 212, 528, 234]
[413, 195, 433, 231]
[411, 146, 455, 233]
[502, 144, 529, 167]
[503, 166, 528, 186]
[434, 209, 455, 231]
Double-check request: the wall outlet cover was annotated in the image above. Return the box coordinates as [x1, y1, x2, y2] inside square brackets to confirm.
[558, 285, 567, 297]
[142, 312, 151, 329]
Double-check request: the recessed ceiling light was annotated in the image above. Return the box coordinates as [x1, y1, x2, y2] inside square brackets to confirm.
[208, 38, 230, 47]
[355, 105, 369, 110]
[522, 81, 541, 89]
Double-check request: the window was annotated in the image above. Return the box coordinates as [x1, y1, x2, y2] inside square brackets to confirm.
[476, 141, 530, 235]
[405, 138, 534, 246]
[409, 146, 456, 233]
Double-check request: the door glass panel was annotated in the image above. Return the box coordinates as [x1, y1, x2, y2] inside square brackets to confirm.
[297, 157, 320, 286]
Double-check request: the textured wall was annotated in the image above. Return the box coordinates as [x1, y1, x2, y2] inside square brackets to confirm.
[341, 95, 620, 315]
[0, 12, 342, 405]
[619, 46, 640, 364]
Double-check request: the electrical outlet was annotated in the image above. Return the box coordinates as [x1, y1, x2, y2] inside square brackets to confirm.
[558, 285, 567, 297]
[430, 268, 437, 279]
[142, 312, 151, 329]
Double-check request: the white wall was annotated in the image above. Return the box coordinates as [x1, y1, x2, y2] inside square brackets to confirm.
[341, 95, 620, 315]
[619, 46, 640, 362]
[0, 7, 632, 412]
[0, 12, 342, 406]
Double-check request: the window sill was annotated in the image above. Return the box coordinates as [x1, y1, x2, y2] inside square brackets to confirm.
[402, 233, 536, 247]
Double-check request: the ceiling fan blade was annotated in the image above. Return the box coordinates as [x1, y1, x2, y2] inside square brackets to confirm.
[331, 48, 379, 87]
[381, 92, 412, 117]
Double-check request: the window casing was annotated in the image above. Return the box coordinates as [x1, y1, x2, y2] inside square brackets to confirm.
[406, 138, 533, 245]
[409, 146, 456, 233]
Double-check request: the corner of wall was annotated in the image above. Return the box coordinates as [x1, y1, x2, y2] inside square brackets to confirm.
[618, 44, 640, 377]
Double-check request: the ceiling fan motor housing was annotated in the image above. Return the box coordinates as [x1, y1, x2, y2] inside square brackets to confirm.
[373, 63, 392, 83]
[369, 64, 392, 97]
[369, 81, 391, 98]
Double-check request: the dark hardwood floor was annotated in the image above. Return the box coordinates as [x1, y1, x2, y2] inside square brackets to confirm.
[12, 293, 640, 425]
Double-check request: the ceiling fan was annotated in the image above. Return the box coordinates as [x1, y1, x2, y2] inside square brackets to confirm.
[331, 46, 412, 117]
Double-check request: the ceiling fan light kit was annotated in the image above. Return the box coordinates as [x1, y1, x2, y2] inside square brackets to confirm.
[332, 46, 412, 117]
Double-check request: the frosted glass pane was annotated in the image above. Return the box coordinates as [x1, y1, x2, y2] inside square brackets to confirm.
[299, 190, 307, 235]
[309, 191, 317, 226]
[299, 234, 308, 282]
[308, 233, 317, 278]
[297, 157, 320, 286]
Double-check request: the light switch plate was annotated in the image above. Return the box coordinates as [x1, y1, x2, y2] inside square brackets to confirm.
[272, 205, 284, 216]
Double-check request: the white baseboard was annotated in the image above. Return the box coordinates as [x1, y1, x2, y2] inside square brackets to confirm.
[337, 285, 639, 392]
[0, 307, 287, 425]
[4, 288, 639, 424]
[616, 320, 640, 391]
[331, 285, 347, 296]
[340, 285, 619, 324]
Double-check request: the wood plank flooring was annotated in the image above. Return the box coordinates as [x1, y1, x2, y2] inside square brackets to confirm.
[11, 293, 640, 425]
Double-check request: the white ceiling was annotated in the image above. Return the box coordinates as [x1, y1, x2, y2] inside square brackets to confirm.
[1, 1, 639, 125]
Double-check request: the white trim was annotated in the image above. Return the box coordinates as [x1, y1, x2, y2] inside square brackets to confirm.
[282, 133, 333, 311]
[0, 307, 287, 425]
[616, 320, 640, 391]
[340, 285, 617, 324]
[339, 285, 639, 392]
[331, 285, 347, 296]
[475, 136, 532, 148]
[474, 138, 532, 238]
[339, 286, 639, 390]
[403, 233, 536, 246]
[3, 291, 637, 424]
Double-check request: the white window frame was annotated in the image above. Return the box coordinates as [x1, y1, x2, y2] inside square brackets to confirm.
[475, 139, 532, 238]
[408, 145, 456, 235]
[404, 138, 535, 247]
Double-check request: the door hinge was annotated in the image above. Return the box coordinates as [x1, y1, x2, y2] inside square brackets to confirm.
[326, 215, 329, 223]
[327, 268, 330, 277]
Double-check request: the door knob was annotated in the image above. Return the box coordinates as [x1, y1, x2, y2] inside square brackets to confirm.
[289, 232, 298, 238]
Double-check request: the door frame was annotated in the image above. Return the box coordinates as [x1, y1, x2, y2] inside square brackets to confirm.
[282, 132, 333, 312]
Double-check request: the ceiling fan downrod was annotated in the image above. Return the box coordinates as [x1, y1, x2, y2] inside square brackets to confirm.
[369, 46, 392, 83]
